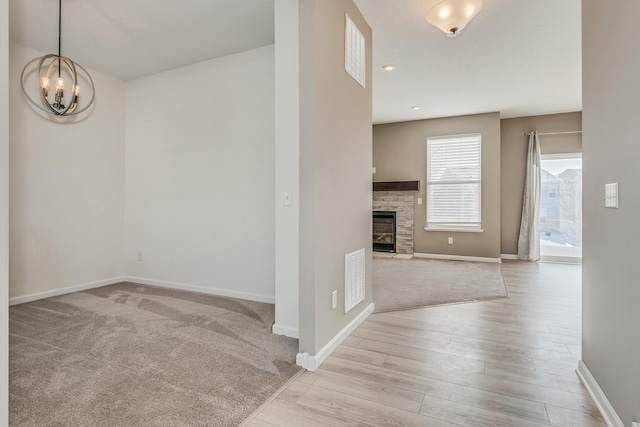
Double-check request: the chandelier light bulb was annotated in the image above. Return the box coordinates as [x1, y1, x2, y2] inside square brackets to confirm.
[74, 85, 80, 96]
[40, 76, 50, 97]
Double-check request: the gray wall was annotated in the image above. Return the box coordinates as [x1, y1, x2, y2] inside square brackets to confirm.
[299, 0, 373, 354]
[1, 0, 9, 420]
[582, 1, 640, 426]
[373, 113, 501, 259]
[500, 112, 582, 255]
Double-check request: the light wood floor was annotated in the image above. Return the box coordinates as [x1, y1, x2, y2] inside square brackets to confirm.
[246, 261, 605, 427]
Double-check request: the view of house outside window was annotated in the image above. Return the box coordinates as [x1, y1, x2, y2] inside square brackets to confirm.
[539, 156, 582, 260]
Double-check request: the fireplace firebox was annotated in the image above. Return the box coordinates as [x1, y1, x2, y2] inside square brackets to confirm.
[373, 211, 396, 253]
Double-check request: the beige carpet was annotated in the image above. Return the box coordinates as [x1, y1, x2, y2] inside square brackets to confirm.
[373, 257, 508, 313]
[9, 283, 300, 427]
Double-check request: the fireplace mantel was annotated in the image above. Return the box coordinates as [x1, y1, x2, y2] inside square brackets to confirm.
[373, 181, 420, 192]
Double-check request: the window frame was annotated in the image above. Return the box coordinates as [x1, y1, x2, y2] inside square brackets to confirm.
[425, 133, 483, 233]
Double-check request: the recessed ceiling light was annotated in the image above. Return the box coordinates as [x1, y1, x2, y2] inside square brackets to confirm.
[382, 64, 396, 71]
[412, 106, 421, 110]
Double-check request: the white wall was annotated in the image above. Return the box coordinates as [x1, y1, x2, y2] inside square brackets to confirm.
[9, 43, 126, 302]
[125, 46, 276, 303]
[1, 0, 9, 420]
[582, 1, 640, 425]
[273, 1, 300, 338]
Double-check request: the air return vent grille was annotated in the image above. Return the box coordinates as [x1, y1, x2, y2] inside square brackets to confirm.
[345, 248, 365, 313]
[345, 14, 366, 88]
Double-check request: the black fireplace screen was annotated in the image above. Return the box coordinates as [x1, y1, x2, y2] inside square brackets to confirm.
[373, 211, 396, 253]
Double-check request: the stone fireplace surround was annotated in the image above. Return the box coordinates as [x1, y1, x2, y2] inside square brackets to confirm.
[373, 190, 415, 255]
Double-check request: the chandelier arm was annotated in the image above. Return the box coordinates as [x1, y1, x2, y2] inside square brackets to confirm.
[20, 57, 54, 114]
[64, 62, 96, 115]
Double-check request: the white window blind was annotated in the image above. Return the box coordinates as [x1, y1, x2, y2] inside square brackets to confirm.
[426, 134, 482, 231]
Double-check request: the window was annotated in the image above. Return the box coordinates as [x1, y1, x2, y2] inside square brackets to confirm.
[345, 14, 366, 87]
[539, 154, 582, 261]
[426, 134, 482, 231]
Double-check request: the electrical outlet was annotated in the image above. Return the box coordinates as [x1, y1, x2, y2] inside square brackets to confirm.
[448, 237, 453, 245]
[331, 290, 338, 309]
[137, 252, 143, 262]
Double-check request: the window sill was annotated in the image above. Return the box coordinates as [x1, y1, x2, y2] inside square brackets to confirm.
[424, 227, 484, 233]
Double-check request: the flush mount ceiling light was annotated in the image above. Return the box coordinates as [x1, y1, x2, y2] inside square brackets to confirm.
[382, 64, 396, 71]
[426, 0, 483, 38]
[411, 106, 421, 110]
[20, 0, 95, 116]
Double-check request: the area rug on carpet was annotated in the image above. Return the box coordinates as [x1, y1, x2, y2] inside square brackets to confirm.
[373, 257, 508, 313]
[9, 283, 300, 427]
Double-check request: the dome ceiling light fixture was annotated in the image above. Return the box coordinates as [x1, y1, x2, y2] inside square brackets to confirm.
[426, 0, 483, 38]
[20, 0, 95, 116]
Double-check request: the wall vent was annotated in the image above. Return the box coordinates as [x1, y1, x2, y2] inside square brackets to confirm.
[345, 248, 365, 313]
[345, 14, 366, 88]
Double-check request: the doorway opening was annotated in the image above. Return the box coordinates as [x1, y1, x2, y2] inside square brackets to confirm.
[539, 154, 582, 263]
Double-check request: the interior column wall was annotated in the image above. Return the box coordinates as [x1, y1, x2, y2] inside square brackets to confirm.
[581, 1, 640, 425]
[273, 0, 300, 338]
[298, 0, 373, 358]
[1, 0, 10, 421]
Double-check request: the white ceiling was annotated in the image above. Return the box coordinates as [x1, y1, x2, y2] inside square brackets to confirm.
[353, 0, 582, 124]
[9, 0, 275, 81]
[10, 0, 581, 123]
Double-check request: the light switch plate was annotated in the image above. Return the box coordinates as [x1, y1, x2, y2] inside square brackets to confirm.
[605, 183, 618, 208]
[417, 197, 423, 205]
[331, 290, 338, 309]
[283, 191, 292, 206]
[372, 167, 376, 174]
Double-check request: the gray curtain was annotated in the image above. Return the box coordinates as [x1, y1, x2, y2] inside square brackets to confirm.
[517, 131, 541, 261]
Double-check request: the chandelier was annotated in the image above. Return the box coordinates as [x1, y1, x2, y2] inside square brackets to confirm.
[20, 0, 95, 116]
[426, 0, 483, 38]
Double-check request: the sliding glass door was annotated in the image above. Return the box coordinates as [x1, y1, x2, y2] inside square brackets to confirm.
[539, 154, 582, 262]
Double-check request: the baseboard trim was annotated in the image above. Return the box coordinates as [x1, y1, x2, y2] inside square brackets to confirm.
[9, 276, 127, 306]
[413, 253, 502, 264]
[126, 276, 275, 304]
[500, 254, 519, 260]
[576, 360, 623, 427]
[296, 302, 374, 372]
[272, 323, 299, 339]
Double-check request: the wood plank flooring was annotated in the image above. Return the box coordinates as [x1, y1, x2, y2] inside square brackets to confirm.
[245, 261, 605, 426]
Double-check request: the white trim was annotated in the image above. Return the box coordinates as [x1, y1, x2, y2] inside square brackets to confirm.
[540, 152, 582, 160]
[9, 277, 127, 306]
[9, 275, 277, 307]
[540, 255, 582, 265]
[296, 302, 374, 372]
[424, 227, 483, 233]
[500, 254, 519, 260]
[272, 324, 299, 339]
[576, 360, 623, 427]
[413, 253, 501, 264]
[126, 276, 275, 304]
